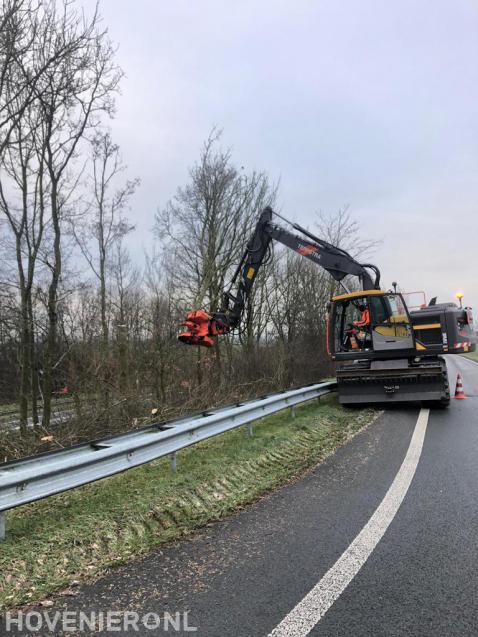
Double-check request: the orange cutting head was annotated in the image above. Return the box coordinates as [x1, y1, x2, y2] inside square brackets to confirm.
[178, 310, 229, 347]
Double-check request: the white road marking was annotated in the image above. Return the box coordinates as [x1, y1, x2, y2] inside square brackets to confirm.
[269, 408, 430, 637]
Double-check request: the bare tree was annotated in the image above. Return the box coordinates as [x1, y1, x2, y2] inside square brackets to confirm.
[156, 131, 276, 310]
[155, 130, 277, 380]
[111, 242, 140, 400]
[72, 132, 138, 348]
[69, 132, 138, 415]
[0, 0, 41, 153]
[144, 251, 179, 406]
[0, 0, 99, 154]
[263, 207, 379, 386]
[0, 0, 124, 430]
[32, 1, 123, 427]
[315, 205, 381, 295]
[0, 93, 47, 432]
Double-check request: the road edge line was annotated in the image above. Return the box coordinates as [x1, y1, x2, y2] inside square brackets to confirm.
[269, 408, 430, 637]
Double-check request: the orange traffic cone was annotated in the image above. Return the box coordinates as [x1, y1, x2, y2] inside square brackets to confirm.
[454, 373, 466, 400]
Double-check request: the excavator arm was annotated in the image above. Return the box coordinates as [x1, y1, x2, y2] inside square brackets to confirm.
[178, 207, 380, 347]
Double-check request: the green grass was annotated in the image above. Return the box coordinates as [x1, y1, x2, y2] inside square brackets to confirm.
[463, 350, 478, 362]
[0, 396, 377, 611]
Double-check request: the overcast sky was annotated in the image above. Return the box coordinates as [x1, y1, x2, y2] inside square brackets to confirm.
[82, 0, 478, 310]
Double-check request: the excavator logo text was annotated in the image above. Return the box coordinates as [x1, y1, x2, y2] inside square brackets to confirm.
[297, 244, 320, 257]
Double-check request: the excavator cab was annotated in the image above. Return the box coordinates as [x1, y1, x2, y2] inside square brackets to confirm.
[328, 291, 416, 360]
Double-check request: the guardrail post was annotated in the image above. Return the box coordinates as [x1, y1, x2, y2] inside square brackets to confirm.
[170, 453, 177, 473]
[247, 422, 253, 437]
[291, 405, 296, 418]
[0, 510, 6, 541]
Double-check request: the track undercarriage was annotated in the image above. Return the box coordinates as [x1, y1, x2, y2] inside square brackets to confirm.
[337, 356, 450, 407]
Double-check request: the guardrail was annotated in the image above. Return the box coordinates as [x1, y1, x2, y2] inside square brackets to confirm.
[0, 380, 336, 540]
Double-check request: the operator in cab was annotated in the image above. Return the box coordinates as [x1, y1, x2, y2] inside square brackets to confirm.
[348, 302, 372, 350]
[353, 303, 371, 329]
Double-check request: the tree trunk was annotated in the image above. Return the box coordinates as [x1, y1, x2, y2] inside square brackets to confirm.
[42, 182, 61, 429]
[196, 346, 202, 387]
[18, 290, 29, 436]
[99, 247, 110, 416]
[28, 293, 39, 427]
[118, 324, 129, 396]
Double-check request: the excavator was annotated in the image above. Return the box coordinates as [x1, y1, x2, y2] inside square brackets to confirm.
[178, 207, 475, 406]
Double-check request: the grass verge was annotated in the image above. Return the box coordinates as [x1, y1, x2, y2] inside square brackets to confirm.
[0, 396, 377, 611]
[463, 351, 478, 363]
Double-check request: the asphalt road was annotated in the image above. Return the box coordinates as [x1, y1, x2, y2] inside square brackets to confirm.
[8, 355, 478, 636]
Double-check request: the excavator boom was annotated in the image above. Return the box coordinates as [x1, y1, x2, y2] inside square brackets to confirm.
[179, 207, 380, 347]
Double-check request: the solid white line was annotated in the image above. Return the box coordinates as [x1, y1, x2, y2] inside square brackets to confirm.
[269, 408, 430, 637]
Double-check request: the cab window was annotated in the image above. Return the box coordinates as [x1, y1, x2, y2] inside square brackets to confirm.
[368, 294, 408, 325]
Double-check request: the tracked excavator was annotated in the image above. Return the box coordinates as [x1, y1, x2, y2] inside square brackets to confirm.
[178, 207, 475, 406]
